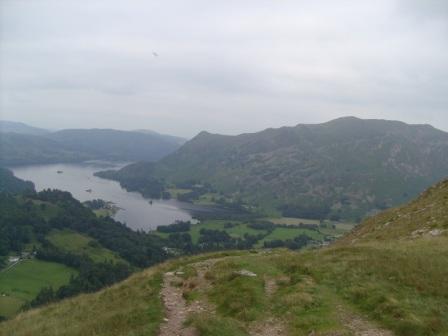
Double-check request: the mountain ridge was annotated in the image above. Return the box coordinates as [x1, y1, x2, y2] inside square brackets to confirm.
[0, 123, 185, 166]
[104, 117, 448, 220]
[0, 121, 49, 136]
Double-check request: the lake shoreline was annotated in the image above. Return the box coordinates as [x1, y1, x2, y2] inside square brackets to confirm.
[11, 162, 215, 232]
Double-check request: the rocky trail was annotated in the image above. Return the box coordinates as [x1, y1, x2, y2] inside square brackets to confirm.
[158, 259, 220, 336]
[158, 256, 394, 336]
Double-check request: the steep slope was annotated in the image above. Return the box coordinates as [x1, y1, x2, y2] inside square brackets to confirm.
[2, 180, 448, 336]
[339, 179, 448, 244]
[106, 117, 448, 219]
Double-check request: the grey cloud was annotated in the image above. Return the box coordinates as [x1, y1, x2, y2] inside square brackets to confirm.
[0, 0, 447, 137]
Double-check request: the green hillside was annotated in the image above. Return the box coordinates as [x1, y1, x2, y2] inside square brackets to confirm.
[0, 188, 168, 318]
[99, 117, 448, 220]
[2, 179, 447, 335]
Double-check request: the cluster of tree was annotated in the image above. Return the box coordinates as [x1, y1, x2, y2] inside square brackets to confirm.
[175, 181, 215, 203]
[247, 220, 276, 231]
[167, 233, 194, 252]
[156, 221, 191, 233]
[27, 260, 131, 309]
[263, 234, 312, 250]
[193, 206, 258, 222]
[83, 199, 108, 210]
[0, 193, 46, 255]
[196, 229, 265, 250]
[214, 197, 249, 213]
[95, 168, 169, 199]
[278, 203, 331, 220]
[177, 190, 203, 202]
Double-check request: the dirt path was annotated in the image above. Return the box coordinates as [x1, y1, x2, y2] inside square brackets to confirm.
[158, 259, 221, 336]
[158, 256, 393, 336]
[338, 306, 394, 336]
[248, 276, 287, 336]
[159, 271, 198, 336]
[249, 318, 286, 336]
[264, 276, 278, 297]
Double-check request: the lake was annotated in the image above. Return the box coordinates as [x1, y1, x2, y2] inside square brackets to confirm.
[11, 162, 206, 232]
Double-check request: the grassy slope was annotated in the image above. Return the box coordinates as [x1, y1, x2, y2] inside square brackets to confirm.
[47, 229, 126, 264]
[0, 260, 77, 318]
[2, 237, 448, 335]
[0, 266, 164, 336]
[2, 180, 448, 335]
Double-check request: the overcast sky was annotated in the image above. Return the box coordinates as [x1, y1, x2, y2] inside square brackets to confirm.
[1, 0, 447, 137]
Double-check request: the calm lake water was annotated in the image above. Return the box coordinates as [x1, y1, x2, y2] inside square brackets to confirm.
[11, 162, 204, 232]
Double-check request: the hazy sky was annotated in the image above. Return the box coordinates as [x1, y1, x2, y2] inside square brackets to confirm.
[1, 0, 447, 137]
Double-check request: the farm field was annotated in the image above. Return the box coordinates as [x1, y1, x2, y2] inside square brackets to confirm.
[153, 218, 353, 247]
[47, 229, 126, 264]
[0, 259, 77, 318]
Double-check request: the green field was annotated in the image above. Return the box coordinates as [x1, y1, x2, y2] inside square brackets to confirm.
[0, 259, 77, 317]
[267, 217, 322, 225]
[154, 219, 340, 246]
[47, 229, 125, 264]
[255, 227, 324, 247]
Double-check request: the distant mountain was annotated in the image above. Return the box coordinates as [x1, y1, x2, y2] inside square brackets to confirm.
[0, 132, 91, 166]
[133, 129, 187, 145]
[104, 117, 448, 220]
[0, 127, 184, 166]
[46, 129, 182, 162]
[0, 120, 49, 136]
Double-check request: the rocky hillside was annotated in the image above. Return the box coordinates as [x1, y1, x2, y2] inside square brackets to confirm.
[107, 117, 448, 220]
[2, 180, 448, 336]
[340, 178, 448, 244]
